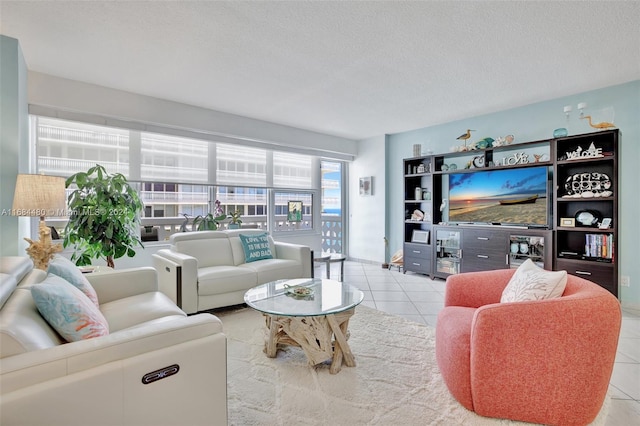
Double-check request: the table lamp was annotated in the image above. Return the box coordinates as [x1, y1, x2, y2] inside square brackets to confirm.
[12, 174, 67, 269]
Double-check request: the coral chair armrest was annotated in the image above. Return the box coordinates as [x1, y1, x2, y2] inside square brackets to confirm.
[444, 269, 515, 308]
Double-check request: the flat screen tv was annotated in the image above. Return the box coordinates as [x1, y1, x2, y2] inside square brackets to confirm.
[447, 166, 550, 227]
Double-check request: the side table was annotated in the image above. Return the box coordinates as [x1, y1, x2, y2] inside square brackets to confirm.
[321, 253, 347, 282]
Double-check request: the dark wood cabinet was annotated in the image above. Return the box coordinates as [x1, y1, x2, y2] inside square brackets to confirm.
[553, 130, 618, 297]
[402, 130, 618, 298]
[402, 157, 434, 275]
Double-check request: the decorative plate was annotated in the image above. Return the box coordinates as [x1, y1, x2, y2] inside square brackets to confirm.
[284, 285, 314, 299]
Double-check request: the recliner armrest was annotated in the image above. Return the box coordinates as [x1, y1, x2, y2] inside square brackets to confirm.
[153, 250, 199, 314]
[275, 242, 311, 277]
[86, 267, 158, 304]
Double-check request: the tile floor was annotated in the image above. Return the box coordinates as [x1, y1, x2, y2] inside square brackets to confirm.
[316, 260, 640, 425]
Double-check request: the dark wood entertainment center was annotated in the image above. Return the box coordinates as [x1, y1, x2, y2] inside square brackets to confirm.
[403, 129, 619, 297]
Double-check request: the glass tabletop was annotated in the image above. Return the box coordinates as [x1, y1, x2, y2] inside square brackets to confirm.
[244, 278, 364, 317]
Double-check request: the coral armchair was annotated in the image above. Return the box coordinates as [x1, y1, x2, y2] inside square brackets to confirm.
[436, 268, 621, 426]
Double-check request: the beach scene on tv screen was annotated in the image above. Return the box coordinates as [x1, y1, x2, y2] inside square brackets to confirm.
[448, 167, 548, 225]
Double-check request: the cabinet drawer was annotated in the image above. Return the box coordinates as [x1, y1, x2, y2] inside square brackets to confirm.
[555, 259, 615, 294]
[404, 255, 431, 274]
[404, 243, 432, 259]
[462, 252, 508, 273]
[463, 229, 508, 250]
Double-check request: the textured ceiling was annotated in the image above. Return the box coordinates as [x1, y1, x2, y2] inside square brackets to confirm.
[1, 1, 639, 140]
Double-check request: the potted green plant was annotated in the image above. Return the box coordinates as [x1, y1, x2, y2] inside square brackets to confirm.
[192, 200, 226, 231]
[63, 164, 144, 268]
[227, 210, 243, 229]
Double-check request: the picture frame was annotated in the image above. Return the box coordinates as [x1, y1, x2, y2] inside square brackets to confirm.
[560, 217, 575, 227]
[599, 218, 612, 229]
[411, 230, 429, 244]
[359, 176, 372, 196]
[287, 201, 303, 222]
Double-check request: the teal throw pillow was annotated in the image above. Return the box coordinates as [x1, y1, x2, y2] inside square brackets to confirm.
[31, 275, 109, 342]
[48, 255, 100, 307]
[239, 233, 273, 263]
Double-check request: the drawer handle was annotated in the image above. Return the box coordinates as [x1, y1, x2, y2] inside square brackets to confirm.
[412, 262, 421, 266]
[476, 237, 489, 240]
[575, 270, 592, 276]
[477, 254, 489, 259]
[412, 250, 421, 254]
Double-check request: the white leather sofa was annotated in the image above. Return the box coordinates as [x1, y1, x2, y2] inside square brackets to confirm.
[0, 256, 227, 426]
[153, 229, 312, 314]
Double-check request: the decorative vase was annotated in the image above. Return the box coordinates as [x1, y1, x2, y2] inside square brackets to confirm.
[415, 187, 422, 200]
[422, 190, 431, 200]
[553, 128, 568, 138]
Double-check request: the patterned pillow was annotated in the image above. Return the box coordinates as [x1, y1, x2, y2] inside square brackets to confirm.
[239, 233, 273, 263]
[48, 255, 100, 307]
[501, 259, 567, 303]
[31, 275, 109, 342]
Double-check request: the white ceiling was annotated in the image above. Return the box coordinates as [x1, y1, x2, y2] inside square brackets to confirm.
[1, 1, 639, 141]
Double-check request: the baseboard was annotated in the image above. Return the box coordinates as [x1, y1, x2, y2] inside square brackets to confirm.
[347, 256, 383, 266]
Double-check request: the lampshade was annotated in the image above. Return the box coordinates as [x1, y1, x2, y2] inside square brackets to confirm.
[12, 174, 67, 218]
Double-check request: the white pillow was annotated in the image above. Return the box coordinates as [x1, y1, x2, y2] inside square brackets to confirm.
[501, 259, 567, 303]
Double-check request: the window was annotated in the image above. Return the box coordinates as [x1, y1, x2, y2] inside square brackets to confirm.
[141, 132, 208, 183]
[31, 116, 341, 241]
[273, 152, 313, 188]
[274, 191, 313, 231]
[216, 144, 266, 186]
[35, 116, 129, 177]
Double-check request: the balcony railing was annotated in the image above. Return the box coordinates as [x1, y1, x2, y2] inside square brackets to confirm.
[47, 215, 344, 253]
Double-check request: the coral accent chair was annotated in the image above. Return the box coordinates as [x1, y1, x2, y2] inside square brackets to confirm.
[436, 268, 621, 426]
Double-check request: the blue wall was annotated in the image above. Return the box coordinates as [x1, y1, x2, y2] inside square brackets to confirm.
[387, 80, 640, 308]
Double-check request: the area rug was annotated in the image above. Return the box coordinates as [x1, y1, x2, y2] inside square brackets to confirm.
[216, 305, 610, 426]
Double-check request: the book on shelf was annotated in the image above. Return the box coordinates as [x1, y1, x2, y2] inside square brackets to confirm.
[584, 233, 614, 261]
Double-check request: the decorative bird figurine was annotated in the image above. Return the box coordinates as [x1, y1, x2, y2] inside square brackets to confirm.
[581, 115, 616, 129]
[456, 129, 475, 147]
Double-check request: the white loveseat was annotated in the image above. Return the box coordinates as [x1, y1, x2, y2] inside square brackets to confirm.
[153, 229, 312, 314]
[0, 256, 227, 426]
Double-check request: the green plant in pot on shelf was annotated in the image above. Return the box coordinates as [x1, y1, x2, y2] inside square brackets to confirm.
[193, 200, 227, 231]
[64, 164, 144, 268]
[227, 210, 243, 229]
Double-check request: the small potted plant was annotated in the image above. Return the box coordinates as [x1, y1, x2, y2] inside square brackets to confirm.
[192, 200, 226, 231]
[227, 210, 243, 229]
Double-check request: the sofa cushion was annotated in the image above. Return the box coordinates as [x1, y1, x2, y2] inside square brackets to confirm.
[0, 287, 65, 357]
[31, 275, 109, 342]
[238, 233, 273, 263]
[239, 258, 304, 283]
[48, 255, 100, 307]
[198, 266, 257, 295]
[173, 233, 234, 268]
[500, 259, 567, 303]
[99, 292, 186, 332]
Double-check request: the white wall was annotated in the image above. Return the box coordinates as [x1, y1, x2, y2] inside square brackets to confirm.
[348, 135, 387, 264]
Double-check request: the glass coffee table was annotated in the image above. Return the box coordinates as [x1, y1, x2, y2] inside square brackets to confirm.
[244, 278, 364, 374]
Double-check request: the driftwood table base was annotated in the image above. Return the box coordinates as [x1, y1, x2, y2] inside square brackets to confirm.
[263, 308, 356, 374]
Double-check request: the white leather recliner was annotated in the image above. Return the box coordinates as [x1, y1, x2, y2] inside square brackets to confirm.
[0, 256, 227, 426]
